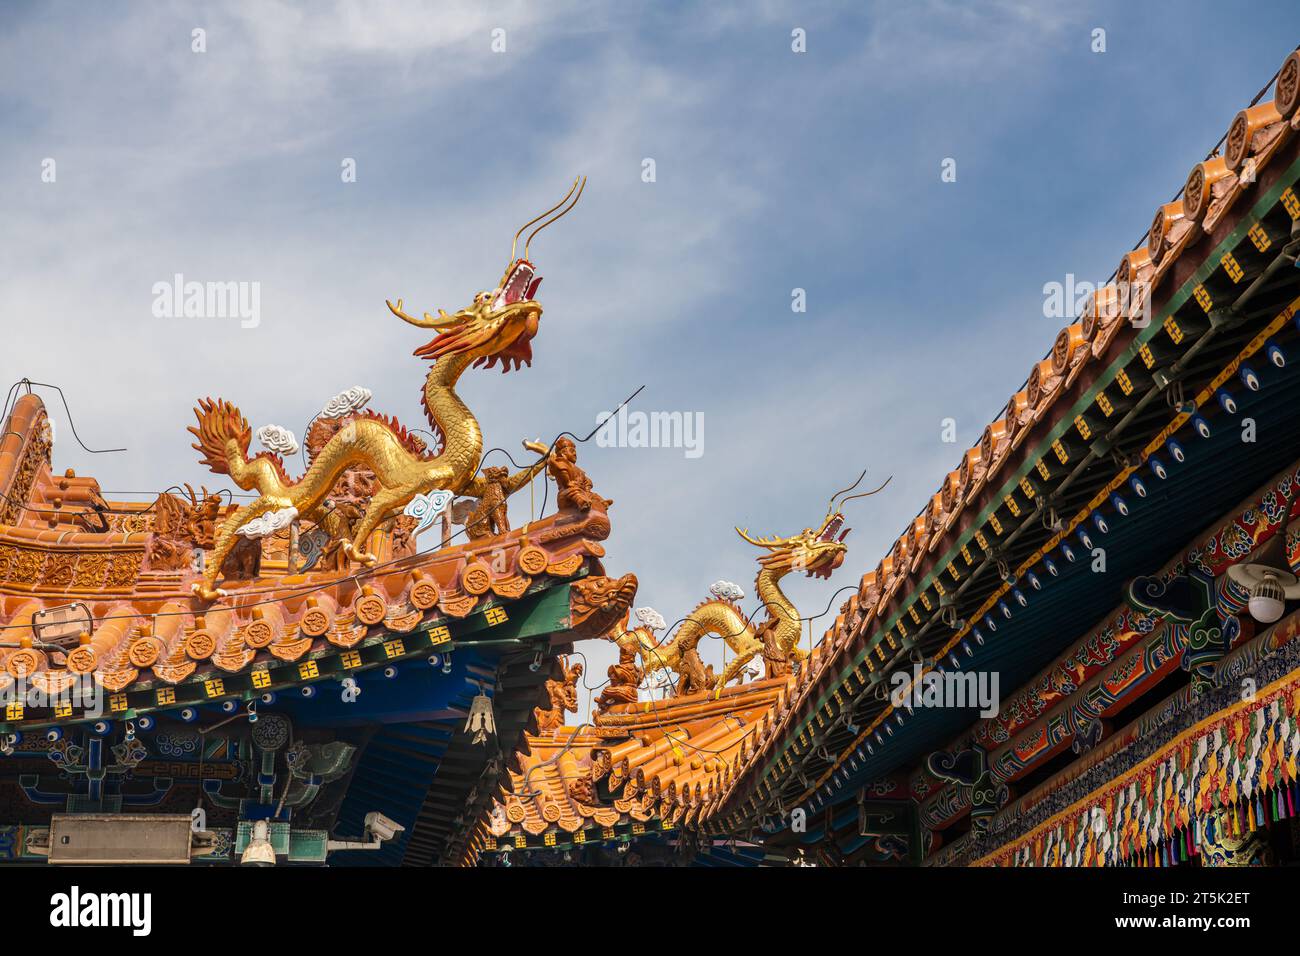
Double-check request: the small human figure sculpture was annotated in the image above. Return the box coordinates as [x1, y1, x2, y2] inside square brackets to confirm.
[547, 437, 612, 513]
[596, 631, 643, 714]
[535, 658, 583, 732]
[757, 617, 794, 679]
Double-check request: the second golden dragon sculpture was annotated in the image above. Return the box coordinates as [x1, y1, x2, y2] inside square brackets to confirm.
[605, 474, 887, 698]
[187, 179, 587, 599]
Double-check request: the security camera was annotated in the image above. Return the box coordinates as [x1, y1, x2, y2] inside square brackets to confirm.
[364, 811, 405, 843]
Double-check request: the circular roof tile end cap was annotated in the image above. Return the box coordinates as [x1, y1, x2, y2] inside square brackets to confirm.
[1118, 247, 1152, 290]
[1052, 324, 1087, 374]
[1148, 201, 1185, 261]
[1225, 102, 1283, 171]
[1182, 157, 1230, 225]
[1275, 50, 1300, 120]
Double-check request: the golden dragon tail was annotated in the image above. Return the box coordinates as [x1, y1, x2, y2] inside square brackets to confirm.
[189, 398, 249, 476]
[670, 598, 754, 652]
[188, 398, 290, 496]
[667, 598, 762, 691]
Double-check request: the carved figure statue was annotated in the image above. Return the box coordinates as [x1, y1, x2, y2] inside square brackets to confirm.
[145, 484, 224, 571]
[535, 657, 583, 732]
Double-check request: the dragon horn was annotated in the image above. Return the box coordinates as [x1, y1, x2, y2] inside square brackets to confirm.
[386, 298, 457, 329]
[524, 175, 585, 259]
[736, 526, 786, 549]
[512, 177, 581, 262]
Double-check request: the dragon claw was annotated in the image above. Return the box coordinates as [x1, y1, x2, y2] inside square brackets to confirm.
[191, 582, 226, 602]
[341, 541, 378, 566]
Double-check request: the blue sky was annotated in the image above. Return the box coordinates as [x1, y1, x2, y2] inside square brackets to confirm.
[1, 1, 1297, 717]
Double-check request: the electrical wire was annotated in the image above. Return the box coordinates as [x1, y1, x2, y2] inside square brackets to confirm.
[0, 483, 244, 526]
[4, 379, 126, 453]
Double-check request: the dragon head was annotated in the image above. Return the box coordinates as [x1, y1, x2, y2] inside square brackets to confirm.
[386, 178, 585, 372]
[735, 472, 890, 579]
[737, 512, 850, 579]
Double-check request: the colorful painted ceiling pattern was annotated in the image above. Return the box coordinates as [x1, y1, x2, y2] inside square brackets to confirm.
[976, 648, 1300, 868]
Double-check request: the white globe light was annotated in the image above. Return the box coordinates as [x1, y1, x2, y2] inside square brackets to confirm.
[1248, 593, 1286, 625]
[1248, 570, 1287, 624]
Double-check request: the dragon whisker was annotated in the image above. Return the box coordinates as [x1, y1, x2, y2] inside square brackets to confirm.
[838, 475, 892, 506]
[828, 469, 867, 512]
[512, 177, 581, 262]
[525, 176, 585, 259]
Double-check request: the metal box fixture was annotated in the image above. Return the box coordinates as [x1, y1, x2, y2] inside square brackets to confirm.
[48, 814, 193, 865]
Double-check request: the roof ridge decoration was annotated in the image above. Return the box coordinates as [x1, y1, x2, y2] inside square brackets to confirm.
[534, 655, 584, 733]
[187, 179, 585, 600]
[468, 483, 886, 862]
[0, 389, 623, 716]
[598, 481, 874, 704]
[0, 182, 647, 726]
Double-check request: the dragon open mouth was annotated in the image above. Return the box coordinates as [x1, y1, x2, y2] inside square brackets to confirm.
[495, 259, 542, 309]
[807, 514, 849, 578]
[820, 514, 845, 541]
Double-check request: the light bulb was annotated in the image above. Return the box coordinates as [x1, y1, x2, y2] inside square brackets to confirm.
[1248, 571, 1286, 625]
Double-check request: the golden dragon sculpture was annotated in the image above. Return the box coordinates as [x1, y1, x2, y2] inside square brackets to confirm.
[605, 475, 887, 698]
[187, 178, 587, 600]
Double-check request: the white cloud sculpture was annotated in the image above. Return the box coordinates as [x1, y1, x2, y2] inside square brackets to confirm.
[402, 490, 454, 536]
[634, 606, 666, 631]
[320, 386, 372, 419]
[255, 424, 300, 456]
[709, 580, 745, 602]
[238, 506, 299, 538]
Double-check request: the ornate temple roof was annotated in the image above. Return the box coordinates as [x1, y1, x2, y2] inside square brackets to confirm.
[0, 178, 664, 866]
[471, 51, 1300, 865]
[699, 50, 1300, 832]
[0, 392, 621, 731]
